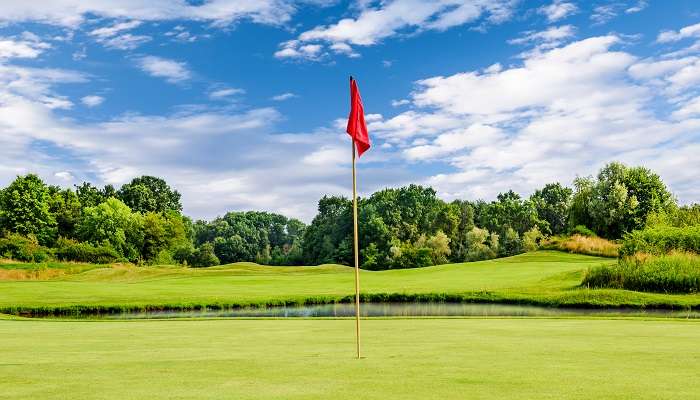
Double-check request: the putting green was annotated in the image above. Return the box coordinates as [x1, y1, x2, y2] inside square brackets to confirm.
[1, 318, 698, 399]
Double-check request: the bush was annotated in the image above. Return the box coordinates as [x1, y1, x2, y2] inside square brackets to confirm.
[620, 225, 700, 256]
[189, 242, 219, 268]
[569, 225, 596, 237]
[0, 233, 51, 262]
[582, 252, 700, 293]
[53, 237, 121, 264]
[542, 235, 619, 258]
[522, 227, 544, 252]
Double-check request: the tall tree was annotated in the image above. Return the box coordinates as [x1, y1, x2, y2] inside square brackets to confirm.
[0, 174, 56, 244]
[117, 176, 182, 213]
[530, 183, 573, 235]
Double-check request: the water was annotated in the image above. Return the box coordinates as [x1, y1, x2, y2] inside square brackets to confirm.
[56, 302, 699, 320]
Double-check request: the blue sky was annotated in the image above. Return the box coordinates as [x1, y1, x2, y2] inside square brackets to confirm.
[0, 0, 699, 221]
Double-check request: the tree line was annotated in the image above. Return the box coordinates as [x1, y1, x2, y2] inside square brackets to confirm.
[0, 162, 677, 269]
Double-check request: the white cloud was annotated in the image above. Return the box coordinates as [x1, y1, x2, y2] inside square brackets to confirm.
[538, 1, 577, 23]
[90, 20, 142, 39]
[89, 20, 151, 50]
[657, 22, 700, 43]
[625, 1, 648, 14]
[0, 35, 50, 60]
[590, 4, 622, 25]
[136, 56, 191, 83]
[54, 171, 74, 181]
[368, 35, 700, 204]
[209, 87, 245, 100]
[0, 1, 297, 28]
[509, 25, 575, 55]
[81, 95, 105, 107]
[0, 59, 405, 221]
[271, 92, 297, 101]
[275, 0, 517, 60]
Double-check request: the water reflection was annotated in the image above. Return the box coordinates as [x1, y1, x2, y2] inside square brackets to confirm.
[62, 302, 699, 320]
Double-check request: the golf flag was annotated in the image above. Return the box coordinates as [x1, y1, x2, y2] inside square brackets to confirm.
[346, 77, 371, 157]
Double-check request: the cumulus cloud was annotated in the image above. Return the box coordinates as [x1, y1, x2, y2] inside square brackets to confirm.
[367, 35, 700, 204]
[0, 34, 50, 59]
[657, 22, 700, 43]
[275, 0, 518, 60]
[538, 1, 577, 23]
[136, 56, 191, 83]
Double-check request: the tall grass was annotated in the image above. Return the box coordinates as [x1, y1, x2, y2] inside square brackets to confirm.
[582, 252, 700, 293]
[542, 235, 620, 258]
[620, 225, 700, 256]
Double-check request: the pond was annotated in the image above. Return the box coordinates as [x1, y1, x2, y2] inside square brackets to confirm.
[50, 302, 699, 319]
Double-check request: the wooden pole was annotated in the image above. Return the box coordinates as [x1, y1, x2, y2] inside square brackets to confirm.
[352, 139, 361, 359]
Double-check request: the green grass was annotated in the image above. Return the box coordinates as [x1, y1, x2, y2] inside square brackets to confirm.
[2, 251, 700, 314]
[1, 318, 698, 399]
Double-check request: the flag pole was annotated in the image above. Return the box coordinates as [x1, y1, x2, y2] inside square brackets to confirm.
[352, 136, 362, 359]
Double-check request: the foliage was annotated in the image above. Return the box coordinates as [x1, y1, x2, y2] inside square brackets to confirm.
[582, 252, 700, 293]
[0, 174, 56, 244]
[473, 190, 547, 239]
[530, 183, 572, 235]
[620, 225, 700, 256]
[0, 233, 51, 262]
[189, 242, 219, 268]
[542, 235, 620, 258]
[75, 182, 115, 208]
[522, 227, 544, 252]
[569, 225, 596, 237]
[646, 204, 700, 228]
[569, 162, 674, 238]
[465, 227, 498, 261]
[117, 176, 182, 213]
[53, 237, 121, 264]
[195, 210, 305, 265]
[78, 198, 144, 262]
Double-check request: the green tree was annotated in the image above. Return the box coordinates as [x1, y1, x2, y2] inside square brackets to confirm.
[78, 198, 144, 261]
[189, 242, 219, 267]
[570, 162, 674, 238]
[48, 187, 82, 240]
[117, 176, 182, 213]
[0, 174, 56, 244]
[530, 183, 572, 235]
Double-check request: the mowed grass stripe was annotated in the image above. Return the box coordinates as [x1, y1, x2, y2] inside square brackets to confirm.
[0, 318, 698, 399]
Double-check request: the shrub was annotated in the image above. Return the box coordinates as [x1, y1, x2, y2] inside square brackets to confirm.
[582, 252, 700, 293]
[0, 233, 51, 262]
[542, 235, 619, 258]
[189, 242, 219, 268]
[569, 225, 596, 237]
[522, 227, 544, 252]
[53, 237, 121, 264]
[620, 225, 700, 256]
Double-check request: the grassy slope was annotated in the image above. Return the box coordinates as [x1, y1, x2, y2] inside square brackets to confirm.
[1, 318, 699, 399]
[1, 251, 699, 313]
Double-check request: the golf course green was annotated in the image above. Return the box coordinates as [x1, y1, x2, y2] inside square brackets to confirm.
[1, 317, 698, 399]
[2, 251, 700, 314]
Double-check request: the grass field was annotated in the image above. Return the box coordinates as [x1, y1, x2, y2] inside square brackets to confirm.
[1, 317, 699, 399]
[2, 251, 700, 314]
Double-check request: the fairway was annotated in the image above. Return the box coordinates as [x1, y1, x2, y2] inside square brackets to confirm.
[1, 317, 698, 399]
[3, 251, 700, 314]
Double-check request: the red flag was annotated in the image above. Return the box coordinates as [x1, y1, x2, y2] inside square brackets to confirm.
[346, 77, 371, 157]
